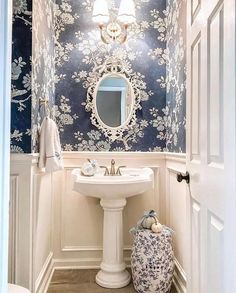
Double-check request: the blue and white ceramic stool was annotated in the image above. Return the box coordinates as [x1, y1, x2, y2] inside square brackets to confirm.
[131, 228, 174, 293]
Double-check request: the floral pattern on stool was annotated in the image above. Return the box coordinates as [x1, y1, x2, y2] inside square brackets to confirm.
[131, 228, 174, 293]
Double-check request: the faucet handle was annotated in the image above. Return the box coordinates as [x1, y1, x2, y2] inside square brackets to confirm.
[116, 166, 126, 176]
[100, 166, 109, 176]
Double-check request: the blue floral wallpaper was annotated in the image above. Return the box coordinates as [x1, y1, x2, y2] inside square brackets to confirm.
[11, 0, 55, 153]
[166, 0, 186, 152]
[32, 0, 55, 152]
[54, 0, 167, 151]
[11, 0, 186, 153]
[11, 0, 32, 153]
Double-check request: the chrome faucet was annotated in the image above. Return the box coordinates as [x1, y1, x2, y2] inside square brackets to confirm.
[100, 159, 126, 176]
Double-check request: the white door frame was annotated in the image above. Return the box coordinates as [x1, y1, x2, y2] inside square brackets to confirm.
[0, 0, 13, 291]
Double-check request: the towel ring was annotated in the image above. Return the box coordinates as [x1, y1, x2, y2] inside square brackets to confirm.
[39, 98, 50, 118]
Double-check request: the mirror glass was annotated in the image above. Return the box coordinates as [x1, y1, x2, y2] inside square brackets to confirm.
[96, 75, 133, 128]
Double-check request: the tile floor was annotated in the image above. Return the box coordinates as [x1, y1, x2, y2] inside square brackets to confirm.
[47, 269, 177, 293]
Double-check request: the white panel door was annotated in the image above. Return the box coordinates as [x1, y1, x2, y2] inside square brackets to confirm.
[186, 0, 236, 292]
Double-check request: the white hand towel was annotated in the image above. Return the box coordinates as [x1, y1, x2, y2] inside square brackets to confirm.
[39, 117, 64, 173]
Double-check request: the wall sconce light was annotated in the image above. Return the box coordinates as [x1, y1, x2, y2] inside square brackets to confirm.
[92, 0, 136, 44]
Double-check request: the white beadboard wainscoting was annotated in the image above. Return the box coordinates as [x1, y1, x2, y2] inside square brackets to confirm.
[10, 152, 187, 293]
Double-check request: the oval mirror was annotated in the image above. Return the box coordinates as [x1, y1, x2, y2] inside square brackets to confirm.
[84, 57, 143, 141]
[95, 74, 133, 128]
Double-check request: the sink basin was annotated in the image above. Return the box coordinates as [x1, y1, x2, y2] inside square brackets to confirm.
[72, 167, 154, 289]
[72, 167, 154, 199]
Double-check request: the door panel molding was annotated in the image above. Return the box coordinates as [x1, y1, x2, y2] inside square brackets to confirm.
[191, 0, 201, 23]
[207, 211, 224, 293]
[191, 200, 201, 293]
[207, 2, 224, 164]
[191, 34, 201, 162]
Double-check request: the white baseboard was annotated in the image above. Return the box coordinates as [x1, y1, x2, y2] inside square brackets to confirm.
[52, 256, 131, 270]
[35, 252, 53, 293]
[38, 256, 131, 292]
[52, 257, 101, 270]
[35, 255, 186, 293]
[173, 258, 187, 293]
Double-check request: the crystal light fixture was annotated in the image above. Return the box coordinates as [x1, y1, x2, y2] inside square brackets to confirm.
[92, 0, 136, 44]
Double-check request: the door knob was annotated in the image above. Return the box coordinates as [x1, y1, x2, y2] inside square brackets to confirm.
[176, 172, 190, 184]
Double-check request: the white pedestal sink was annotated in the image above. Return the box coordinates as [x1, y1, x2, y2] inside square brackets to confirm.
[72, 167, 154, 289]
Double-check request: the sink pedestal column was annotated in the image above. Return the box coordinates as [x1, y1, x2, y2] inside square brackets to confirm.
[96, 198, 131, 289]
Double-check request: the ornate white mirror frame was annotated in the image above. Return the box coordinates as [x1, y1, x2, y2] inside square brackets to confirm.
[84, 57, 142, 141]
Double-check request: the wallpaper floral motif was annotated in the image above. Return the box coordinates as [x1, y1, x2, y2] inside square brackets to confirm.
[11, 0, 32, 153]
[11, 0, 55, 153]
[54, 0, 168, 151]
[166, 0, 186, 152]
[32, 0, 55, 152]
[11, 0, 187, 153]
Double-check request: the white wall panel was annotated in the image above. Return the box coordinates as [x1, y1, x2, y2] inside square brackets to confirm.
[61, 168, 103, 251]
[165, 155, 188, 293]
[10, 154, 53, 293]
[8, 176, 19, 284]
[52, 153, 166, 266]
[34, 173, 53, 281]
[10, 152, 188, 293]
[10, 157, 34, 290]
